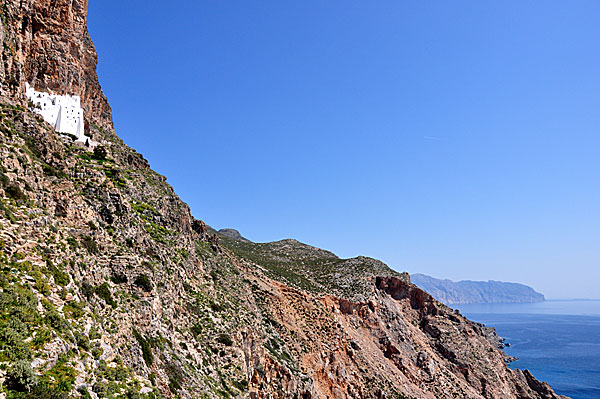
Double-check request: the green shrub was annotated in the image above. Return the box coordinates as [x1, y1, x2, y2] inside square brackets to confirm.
[42, 163, 66, 178]
[46, 262, 69, 286]
[0, 283, 41, 361]
[14, 385, 70, 398]
[191, 324, 202, 338]
[94, 283, 116, 308]
[102, 362, 131, 382]
[133, 329, 154, 366]
[80, 387, 92, 399]
[0, 328, 32, 361]
[104, 168, 126, 187]
[32, 328, 51, 349]
[64, 301, 84, 319]
[0, 199, 17, 222]
[66, 237, 78, 250]
[91, 346, 103, 359]
[210, 300, 224, 312]
[110, 271, 128, 284]
[74, 331, 90, 351]
[81, 282, 94, 299]
[0, 170, 9, 187]
[5, 184, 26, 202]
[81, 236, 98, 255]
[217, 333, 233, 346]
[6, 359, 37, 391]
[233, 378, 249, 391]
[92, 146, 107, 161]
[44, 309, 66, 331]
[134, 274, 153, 292]
[33, 272, 50, 295]
[88, 327, 101, 341]
[163, 362, 183, 393]
[39, 358, 77, 392]
[91, 380, 108, 398]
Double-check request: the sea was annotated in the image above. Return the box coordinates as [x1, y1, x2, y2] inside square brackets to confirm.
[455, 300, 600, 399]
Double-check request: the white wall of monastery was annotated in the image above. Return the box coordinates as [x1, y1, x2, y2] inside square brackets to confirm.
[26, 83, 91, 143]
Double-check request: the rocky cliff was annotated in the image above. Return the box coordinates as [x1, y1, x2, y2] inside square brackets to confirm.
[1, 0, 112, 131]
[0, 1, 567, 398]
[412, 274, 546, 305]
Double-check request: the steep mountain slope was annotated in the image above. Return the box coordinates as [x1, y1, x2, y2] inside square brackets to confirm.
[219, 234, 410, 302]
[412, 274, 545, 305]
[0, 1, 566, 399]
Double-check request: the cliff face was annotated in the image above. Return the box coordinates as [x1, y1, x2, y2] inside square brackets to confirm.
[0, 2, 567, 399]
[412, 274, 546, 305]
[0, 0, 112, 130]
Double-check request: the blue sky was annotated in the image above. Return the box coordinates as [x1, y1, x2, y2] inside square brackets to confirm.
[88, 1, 600, 299]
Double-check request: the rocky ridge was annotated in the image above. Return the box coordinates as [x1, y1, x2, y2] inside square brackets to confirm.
[0, 1, 567, 398]
[217, 229, 251, 243]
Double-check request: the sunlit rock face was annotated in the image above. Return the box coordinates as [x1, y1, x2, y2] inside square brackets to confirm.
[0, 0, 114, 131]
[26, 83, 89, 142]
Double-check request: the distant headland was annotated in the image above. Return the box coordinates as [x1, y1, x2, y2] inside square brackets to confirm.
[411, 273, 545, 305]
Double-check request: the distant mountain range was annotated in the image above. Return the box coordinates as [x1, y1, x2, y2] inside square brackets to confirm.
[411, 273, 545, 305]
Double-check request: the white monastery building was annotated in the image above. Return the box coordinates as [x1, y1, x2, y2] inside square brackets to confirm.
[26, 83, 91, 143]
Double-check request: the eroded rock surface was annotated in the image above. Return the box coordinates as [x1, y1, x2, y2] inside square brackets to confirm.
[1, 0, 112, 131]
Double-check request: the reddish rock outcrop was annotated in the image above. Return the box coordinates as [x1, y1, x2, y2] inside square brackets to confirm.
[244, 273, 567, 398]
[0, 0, 113, 130]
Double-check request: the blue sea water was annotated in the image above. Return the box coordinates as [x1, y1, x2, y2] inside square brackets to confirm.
[455, 300, 600, 399]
